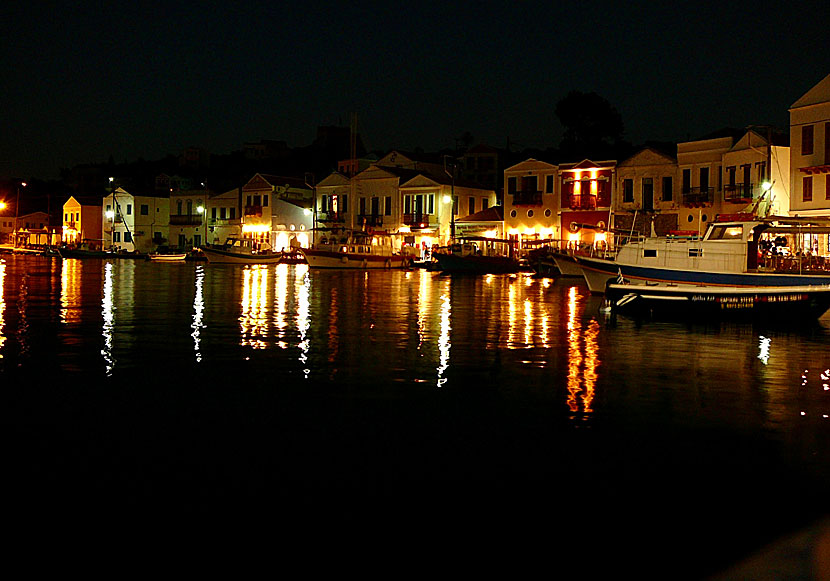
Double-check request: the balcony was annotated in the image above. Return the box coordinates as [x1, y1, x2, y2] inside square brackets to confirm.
[511, 189, 543, 206]
[170, 214, 203, 226]
[358, 214, 383, 228]
[682, 187, 713, 206]
[567, 195, 597, 211]
[318, 211, 344, 224]
[402, 213, 433, 228]
[724, 183, 753, 203]
[244, 205, 263, 217]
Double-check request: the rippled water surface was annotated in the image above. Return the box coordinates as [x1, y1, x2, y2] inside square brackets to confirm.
[1, 255, 828, 576]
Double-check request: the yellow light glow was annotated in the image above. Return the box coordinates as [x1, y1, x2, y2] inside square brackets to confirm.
[523, 227, 536, 236]
[0, 202, 6, 210]
[483, 229, 497, 238]
[507, 228, 520, 236]
[242, 224, 270, 233]
[594, 232, 606, 243]
[726, 227, 742, 237]
[398, 225, 411, 233]
[540, 227, 554, 238]
[568, 233, 581, 242]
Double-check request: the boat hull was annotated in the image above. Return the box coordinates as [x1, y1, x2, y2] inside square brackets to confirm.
[300, 248, 410, 269]
[577, 254, 830, 294]
[551, 252, 583, 276]
[58, 248, 147, 259]
[201, 246, 284, 264]
[432, 252, 520, 274]
[605, 282, 830, 321]
[148, 254, 188, 262]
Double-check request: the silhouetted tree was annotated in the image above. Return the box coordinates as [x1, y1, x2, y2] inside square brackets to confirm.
[555, 91, 625, 159]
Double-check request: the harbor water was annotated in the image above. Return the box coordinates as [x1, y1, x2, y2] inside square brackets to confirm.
[1, 254, 828, 576]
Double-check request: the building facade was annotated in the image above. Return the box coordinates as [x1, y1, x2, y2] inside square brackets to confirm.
[103, 187, 170, 253]
[503, 159, 559, 249]
[790, 74, 830, 219]
[62, 195, 102, 246]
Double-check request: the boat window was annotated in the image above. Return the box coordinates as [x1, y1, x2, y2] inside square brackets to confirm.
[689, 248, 703, 257]
[643, 249, 657, 258]
[707, 225, 743, 240]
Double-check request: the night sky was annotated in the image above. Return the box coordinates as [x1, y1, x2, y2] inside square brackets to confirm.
[3, 1, 829, 181]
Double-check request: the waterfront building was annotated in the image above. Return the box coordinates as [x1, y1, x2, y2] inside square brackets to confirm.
[14, 211, 58, 247]
[614, 146, 678, 236]
[721, 128, 789, 218]
[790, 73, 830, 220]
[559, 159, 616, 248]
[675, 131, 737, 234]
[503, 158, 559, 250]
[62, 195, 102, 246]
[789, 73, 830, 254]
[240, 174, 313, 251]
[102, 187, 170, 253]
[458, 144, 503, 198]
[205, 187, 242, 246]
[169, 188, 211, 250]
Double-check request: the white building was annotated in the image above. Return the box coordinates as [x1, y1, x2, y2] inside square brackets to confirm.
[103, 187, 170, 253]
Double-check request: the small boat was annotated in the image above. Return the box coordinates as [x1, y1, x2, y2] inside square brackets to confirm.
[301, 229, 412, 269]
[432, 238, 520, 274]
[604, 278, 830, 321]
[278, 248, 307, 265]
[200, 237, 283, 264]
[147, 252, 188, 262]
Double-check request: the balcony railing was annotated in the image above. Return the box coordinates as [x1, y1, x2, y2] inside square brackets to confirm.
[724, 183, 753, 202]
[402, 213, 433, 228]
[318, 211, 344, 223]
[244, 205, 263, 217]
[511, 190, 543, 206]
[567, 195, 597, 211]
[681, 187, 713, 206]
[170, 215, 203, 226]
[358, 214, 383, 227]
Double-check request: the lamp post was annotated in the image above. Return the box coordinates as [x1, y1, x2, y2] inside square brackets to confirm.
[443, 156, 456, 243]
[14, 182, 26, 248]
[105, 209, 115, 250]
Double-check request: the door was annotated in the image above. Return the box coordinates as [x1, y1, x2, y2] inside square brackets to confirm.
[642, 178, 653, 211]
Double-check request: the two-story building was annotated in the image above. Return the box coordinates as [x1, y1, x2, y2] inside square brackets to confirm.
[169, 188, 211, 249]
[559, 159, 615, 248]
[62, 195, 103, 246]
[103, 187, 170, 253]
[721, 128, 790, 218]
[205, 187, 242, 246]
[789, 73, 830, 254]
[503, 159, 559, 249]
[615, 146, 678, 236]
[240, 174, 313, 251]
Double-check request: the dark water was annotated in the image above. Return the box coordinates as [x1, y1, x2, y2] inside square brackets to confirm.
[1, 255, 828, 575]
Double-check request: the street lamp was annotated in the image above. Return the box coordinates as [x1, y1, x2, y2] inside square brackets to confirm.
[14, 182, 26, 248]
[197, 204, 206, 247]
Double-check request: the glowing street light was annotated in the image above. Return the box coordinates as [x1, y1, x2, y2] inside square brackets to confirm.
[196, 204, 206, 247]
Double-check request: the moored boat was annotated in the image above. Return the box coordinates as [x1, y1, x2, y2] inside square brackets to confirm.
[58, 246, 148, 259]
[200, 237, 283, 264]
[576, 215, 830, 293]
[300, 230, 411, 269]
[604, 278, 830, 321]
[431, 238, 520, 274]
[147, 252, 188, 262]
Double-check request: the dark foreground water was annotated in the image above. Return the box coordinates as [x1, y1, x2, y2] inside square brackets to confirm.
[1, 255, 828, 576]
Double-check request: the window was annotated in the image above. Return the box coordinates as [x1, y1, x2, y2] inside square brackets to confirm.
[662, 176, 673, 202]
[211, 207, 216, 220]
[126, 204, 132, 215]
[253, 195, 261, 206]
[510, 209, 517, 218]
[427, 194, 434, 214]
[220, 207, 227, 219]
[482, 198, 489, 210]
[802, 125, 814, 155]
[229, 208, 236, 220]
[125, 232, 132, 243]
[187, 200, 192, 215]
[623, 179, 634, 203]
[263, 195, 268, 207]
[545, 175, 554, 193]
[826, 177, 830, 201]
[682, 169, 691, 193]
[64, 213, 68, 222]
[384, 196, 392, 216]
[527, 209, 534, 218]
[699, 167, 710, 192]
[246, 195, 252, 206]
[642, 178, 653, 208]
[507, 177, 518, 195]
[194, 234, 201, 247]
[804, 176, 813, 202]
[341, 195, 348, 213]
[140, 205, 148, 216]
[404, 195, 411, 215]
[177, 200, 183, 215]
[521, 175, 538, 193]
[113, 232, 121, 242]
[469, 197, 476, 215]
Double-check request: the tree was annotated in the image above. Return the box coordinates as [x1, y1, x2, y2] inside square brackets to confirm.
[555, 91, 625, 158]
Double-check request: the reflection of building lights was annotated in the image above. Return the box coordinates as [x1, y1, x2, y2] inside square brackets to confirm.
[297, 269, 310, 377]
[0, 261, 5, 358]
[437, 292, 451, 386]
[242, 224, 271, 233]
[758, 335, 770, 365]
[191, 265, 205, 362]
[240, 265, 268, 349]
[101, 262, 115, 375]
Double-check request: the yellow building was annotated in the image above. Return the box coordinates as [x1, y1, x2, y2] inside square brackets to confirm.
[62, 195, 102, 246]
